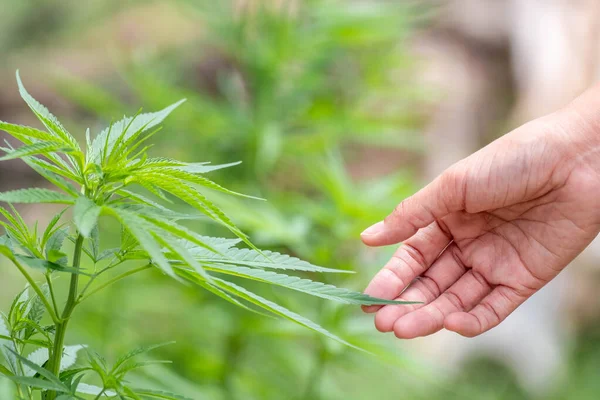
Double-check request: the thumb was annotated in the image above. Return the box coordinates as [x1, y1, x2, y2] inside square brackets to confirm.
[361, 168, 465, 246]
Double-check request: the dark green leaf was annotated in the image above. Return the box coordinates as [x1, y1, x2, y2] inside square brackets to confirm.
[73, 196, 101, 237]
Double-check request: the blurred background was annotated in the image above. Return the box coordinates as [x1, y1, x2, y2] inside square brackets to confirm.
[1, 0, 600, 399]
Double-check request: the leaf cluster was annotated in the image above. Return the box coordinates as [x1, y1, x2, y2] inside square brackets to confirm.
[0, 72, 415, 398]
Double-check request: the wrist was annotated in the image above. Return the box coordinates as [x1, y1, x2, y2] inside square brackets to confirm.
[554, 84, 600, 173]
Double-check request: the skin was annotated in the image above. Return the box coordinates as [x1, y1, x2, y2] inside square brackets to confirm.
[361, 84, 600, 339]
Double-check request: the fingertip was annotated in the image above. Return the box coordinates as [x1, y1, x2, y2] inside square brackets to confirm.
[361, 304, 382, 313]
[361, 221, 385, 237]
[360, 221, 396, 247]
[374, 306, 400, 332]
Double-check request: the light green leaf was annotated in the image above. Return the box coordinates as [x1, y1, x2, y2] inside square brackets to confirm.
[73, 197, 101, 237]
[177, 161, 242, 174]
[76, 382, 116, 397]
[0, 141, 73, 161]
[89, 99, 186, 163]
[179, 237, 240, 252]
[15, 255, 90, 276]
[111, 342, 175, 375]
[213, 278, 360, 350]
[0, 316, 18, 374]
[155, 233, 213, 283]
[23, 344, 86, 377]
[4, 375, 68, 392]
[207, 264, 419, 305]
[192, 245, 351, 273]
[133, 176, 254, 249]
[104, 206, 176, 279]
[136, 168, 263, 201]
[45, 228, 68, 261]
[16, 71, 80, 152]
[0, 121, 57, 143]
[26, 283, 50, 326]
[131, 388, 194, 400]
[5, 348, 68, 391]
[0, 188, 75, 204]
[22, 157, 80, 196]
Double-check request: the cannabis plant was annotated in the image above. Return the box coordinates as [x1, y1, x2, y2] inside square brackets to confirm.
[0, 72, 411, 399]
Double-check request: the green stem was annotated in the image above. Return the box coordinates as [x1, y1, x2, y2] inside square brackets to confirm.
[46, 234, 84, 400]
[77, 257, 126, 300]
[12, 259, 59, 324]
[45, 274, 60, 317]
[77, 264, 151, 304]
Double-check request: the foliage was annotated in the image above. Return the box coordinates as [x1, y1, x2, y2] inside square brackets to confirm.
[0, 72, 414, 399]
[48, 1, 428, 399]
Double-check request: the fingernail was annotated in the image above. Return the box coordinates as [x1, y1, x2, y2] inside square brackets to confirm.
[361, 221, 385, 236]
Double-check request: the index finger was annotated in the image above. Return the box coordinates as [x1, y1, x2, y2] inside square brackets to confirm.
[361, 169, 464, 247]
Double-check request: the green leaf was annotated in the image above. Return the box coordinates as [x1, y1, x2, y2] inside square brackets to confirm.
[110, 200, 201, 222]
[134, 176, 254, 249]
[135, 168, 262, 201]
[111, 342, 175, 375]
[16, 71, 80, 153]
[0, 188, 75, 204]
[4, 375, 68, 392]
[177, 160, 242, 174]
[89, 99, 186, 163]
[191, 245, 351, 273]
[23, 345, 86, 377]
[4, 347, 69, 391]
[26, 283, 50, 326]
[0, 121, 57, 143]
[22, 157, 80, 196]
[213, 278, 360, 350]
[206, 264, 419, 305]
[176, 268, 271, 317]
[41, 209, 67, 250]
[155, 233, 213, 283]
[0, 141, 73, 161]
[0, 364, 13, 376]
[89, 225, 100, 261]
[131, 388, 193, 400]
[15, 255, 90, 276]
[104, 206, 176, 279]
[73, 196, 101, 237]
[179, 236, 240, 252]
[0, 316, 18, 374]
[76, 382, 116, 397]
[45, 228, 68, 262]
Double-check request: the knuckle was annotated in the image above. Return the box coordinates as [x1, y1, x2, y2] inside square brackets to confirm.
[417, 275, 442, 300]
[480, 301, 502, 326]
[443, 291, 467, 311]
[398, 243, 428, 272]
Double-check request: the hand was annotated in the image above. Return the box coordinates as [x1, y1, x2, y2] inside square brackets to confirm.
[361, 89, 600, 338]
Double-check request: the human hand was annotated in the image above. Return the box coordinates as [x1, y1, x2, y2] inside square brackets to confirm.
[361, 89, 600, 338]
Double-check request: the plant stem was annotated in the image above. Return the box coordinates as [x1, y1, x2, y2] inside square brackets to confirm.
[77, 257, 126, 299]
[12, 259, 59, 324]
[46, 234, 84, 400]
[45, 274, 60, 317]
[77, 264, 152, 303]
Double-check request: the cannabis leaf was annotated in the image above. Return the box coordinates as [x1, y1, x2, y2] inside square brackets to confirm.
[0, 72, 417, 400]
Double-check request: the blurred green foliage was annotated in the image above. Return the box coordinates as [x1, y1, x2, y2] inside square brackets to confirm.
[52, 1, 434, 398]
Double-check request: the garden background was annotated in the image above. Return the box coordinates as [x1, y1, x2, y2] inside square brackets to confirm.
[1, 1, 600, 399]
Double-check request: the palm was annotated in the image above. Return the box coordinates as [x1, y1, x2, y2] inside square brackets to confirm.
[361, 120, 600, 338]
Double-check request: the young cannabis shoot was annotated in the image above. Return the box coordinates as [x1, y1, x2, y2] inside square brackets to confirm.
[0, 71, 413, 399]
